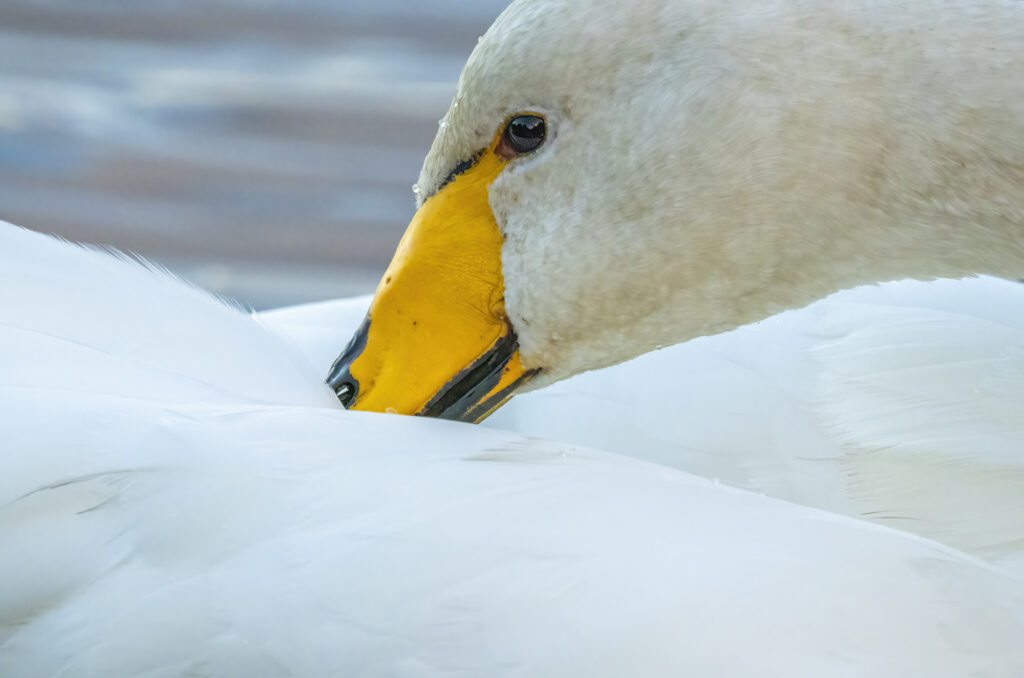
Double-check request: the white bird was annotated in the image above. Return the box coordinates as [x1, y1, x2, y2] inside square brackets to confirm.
[5, 0, 1024, 672]
[4, 222, 1024, 676]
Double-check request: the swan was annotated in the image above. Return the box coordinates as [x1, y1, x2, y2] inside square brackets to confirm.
[7, 222, 1024, 675]
[318, 0, 1024, 569]
[4, 0, 1024, 672]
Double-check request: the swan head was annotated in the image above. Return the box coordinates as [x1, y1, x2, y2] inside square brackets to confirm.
[327, 0, 1024, 421]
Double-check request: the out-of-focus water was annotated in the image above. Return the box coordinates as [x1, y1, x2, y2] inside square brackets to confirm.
[0, 0, 510, 308]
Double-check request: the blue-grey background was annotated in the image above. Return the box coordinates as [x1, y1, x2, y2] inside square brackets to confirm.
[0, 1, 510, 308]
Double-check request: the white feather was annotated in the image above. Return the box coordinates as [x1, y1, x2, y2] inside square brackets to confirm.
[6, 224, 1024, 675]
[267, 277, 1024, 576]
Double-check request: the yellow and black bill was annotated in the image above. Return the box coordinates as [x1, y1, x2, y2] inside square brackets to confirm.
[326, 313, 534, 424]
[325, 134, 539, 423]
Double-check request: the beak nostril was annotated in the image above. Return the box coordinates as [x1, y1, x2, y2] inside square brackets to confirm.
[334, 382, 356, 408]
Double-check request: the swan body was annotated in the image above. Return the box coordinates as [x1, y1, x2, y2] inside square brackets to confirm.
[5, 224, 1024, 675]
[269, 276, 1024, 576]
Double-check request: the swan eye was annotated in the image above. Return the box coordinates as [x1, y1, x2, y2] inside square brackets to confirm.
[502, 114, 546, 155]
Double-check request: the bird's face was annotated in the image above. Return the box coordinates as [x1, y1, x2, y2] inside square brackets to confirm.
[326, 0, 950, 420]
[326, 0, 710, 422]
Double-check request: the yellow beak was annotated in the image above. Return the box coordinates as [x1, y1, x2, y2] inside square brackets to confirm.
[326, 139, 537, 422]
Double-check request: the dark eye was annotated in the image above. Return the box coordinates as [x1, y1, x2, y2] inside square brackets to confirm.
[503, 114, 546, 155]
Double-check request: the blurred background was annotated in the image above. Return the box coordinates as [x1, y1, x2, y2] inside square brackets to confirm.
[0, 0, 510, 309]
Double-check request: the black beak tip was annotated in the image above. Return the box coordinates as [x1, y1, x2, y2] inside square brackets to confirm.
[326, 314, 369, 409]
[332, 380, 356, 408]
[326, 359, 359, 409]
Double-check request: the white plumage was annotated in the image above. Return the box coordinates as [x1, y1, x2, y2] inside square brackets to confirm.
[5, 0, 1024, 672]
[269, 277, 1024, 576]
[5, 222, 1024, 675]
